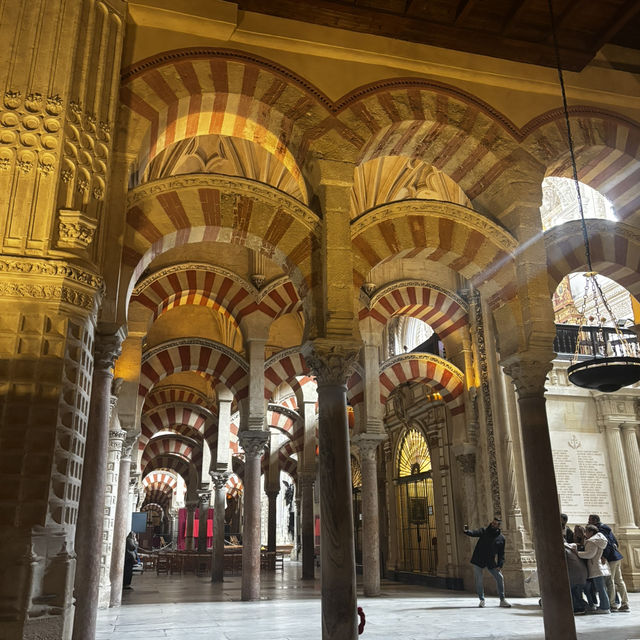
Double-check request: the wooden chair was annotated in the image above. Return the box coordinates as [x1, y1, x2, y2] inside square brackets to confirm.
[274, 551, 284, 572]
[156, 555, 170, 575]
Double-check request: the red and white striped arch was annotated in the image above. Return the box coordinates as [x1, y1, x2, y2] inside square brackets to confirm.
[226, 473, 243, 498]
[123, 176, 319, 298]
[139, 340, 249, 403]
[346, 369, 364, 408]
[141, 437, 196, 471]
[142, 471, 178, 492]
[544, 219, 640, 300]
[379, 354, 465, 416]
[139, 405, 208, 451]
[143, 485, 174, 509]
[141, 502, 166, 516]
[120, 50, 335, 197]
[523, 108, 640, 223]
[142, 386, 211, 413]
[361, 281, 468, 339]
[335, 81, 528, 209]
[267, 408, 298, 437]
[351, 199, 518, 305]
[264, 348, 310, 401]
[131, 265, 303, 326]
[142, 455, 191, 482]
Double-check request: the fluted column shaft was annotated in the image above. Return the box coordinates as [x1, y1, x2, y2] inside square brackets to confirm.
[622, 425, 640, 526]
[604, 424, 635, 528]
[504, 358, 575, 640]
[210, 472, 229, 582]
[355, 436, 383, 596]
[109, 437, 134, 606]
[72, 332, 123, 640]
[239, 431, 268, 600]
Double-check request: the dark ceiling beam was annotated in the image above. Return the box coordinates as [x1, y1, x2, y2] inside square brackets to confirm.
[453, 0, 477, 23]
[590, 0, 640, 52]
[500, 0, 530, 35]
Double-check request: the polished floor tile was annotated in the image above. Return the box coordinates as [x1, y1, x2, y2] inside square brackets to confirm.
[97, 561, 640, 639]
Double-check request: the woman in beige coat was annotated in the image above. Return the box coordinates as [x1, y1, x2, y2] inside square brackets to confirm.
[573, 524, 611, 613]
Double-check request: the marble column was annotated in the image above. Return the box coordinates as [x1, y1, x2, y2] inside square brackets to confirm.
[109, 435, 135, 607]
[300, 473, 315, 579]
[239, 430, 268, 600]
[72, 331, 123, 640]
[622, 424, 640, 525]
[503, 358, 575, 640]
[303, 339, 360, 640]
[184, 501, 198, 551]
[197, 489, 211, 552]
[354, 435, 384, 596]
[603, 424, 635, 528]
[210, 472, 230, 582]
[266, 489, 280, 553]
[98, 422, 126, 608]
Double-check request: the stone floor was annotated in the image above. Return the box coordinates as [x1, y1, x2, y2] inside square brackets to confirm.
[97, 561, 640, 640]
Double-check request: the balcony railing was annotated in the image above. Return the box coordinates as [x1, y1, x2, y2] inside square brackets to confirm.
[554, 324, 639, 360]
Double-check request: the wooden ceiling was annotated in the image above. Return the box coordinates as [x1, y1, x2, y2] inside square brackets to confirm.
[236, 0, 640, 71]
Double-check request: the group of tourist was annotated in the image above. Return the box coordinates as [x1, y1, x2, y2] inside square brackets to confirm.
[464, 513, 630, 615]
[563, 513, 630, 615]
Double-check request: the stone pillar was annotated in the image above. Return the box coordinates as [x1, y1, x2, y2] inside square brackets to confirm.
[72, 331, 123, 640]
[383, 439, 399, 572]
[353, 435, 384, 596]
[266, 489, 280, 553]
[239, 430, 268, 600]
[300, 473, 316, 579]
[184, 500, 198, 551]
[197, 489, 211, 552]
[109, 435, 135, 607]
[503, 358, 575, 640]
[303, 340, 360, 640]
[210, 472, 230, 582]
[622, 424, 640, 526]
[601, 423, 635, 528]
[98, 421, 126, 608]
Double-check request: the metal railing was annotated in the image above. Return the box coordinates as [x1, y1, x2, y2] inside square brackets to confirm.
[554, 324, 639, 360]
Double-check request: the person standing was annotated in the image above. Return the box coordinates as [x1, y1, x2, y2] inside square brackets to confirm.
[123, 531, 138, 590]
[464, 517, 511, 608]
[588, 514, 630, 612]
[573, 524, 610, 614]
[561, 514, 574, 543]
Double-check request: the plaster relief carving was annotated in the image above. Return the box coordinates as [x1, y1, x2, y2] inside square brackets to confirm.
[0, 90, 63, 174]
[57, 209, 98, 250]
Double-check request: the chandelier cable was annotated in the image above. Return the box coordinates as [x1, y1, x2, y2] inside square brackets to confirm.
[547, 0, 593, 272]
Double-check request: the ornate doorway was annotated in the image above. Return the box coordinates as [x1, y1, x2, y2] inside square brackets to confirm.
[396, 427, 437, 574]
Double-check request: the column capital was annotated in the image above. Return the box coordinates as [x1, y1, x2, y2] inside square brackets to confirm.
[197, 489, 211, 504]
[93, 329, 125, 373]
[265, 488, 280, 499]
[238, 430, 268, 458]
[502, 355, 552, 397]
[353, 433, 386, 461]
[209, 471, 230, 490]
[185, 500, 199, 510]
[301, 338, 361, 385]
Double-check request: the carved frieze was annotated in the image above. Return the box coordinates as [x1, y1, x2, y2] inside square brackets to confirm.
[0, 257, 102, 310]
[0, 90, 63, 176]
[57, 209, 98, 250]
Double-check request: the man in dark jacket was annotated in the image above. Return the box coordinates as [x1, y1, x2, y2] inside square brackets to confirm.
[588, 514, 629, 612]
[464, 517, 511, 608]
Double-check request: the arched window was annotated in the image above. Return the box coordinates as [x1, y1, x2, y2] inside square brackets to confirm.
[395, 428, 437, 575]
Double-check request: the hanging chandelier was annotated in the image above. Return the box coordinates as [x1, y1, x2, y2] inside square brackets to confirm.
[548, 0, 640, 393]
